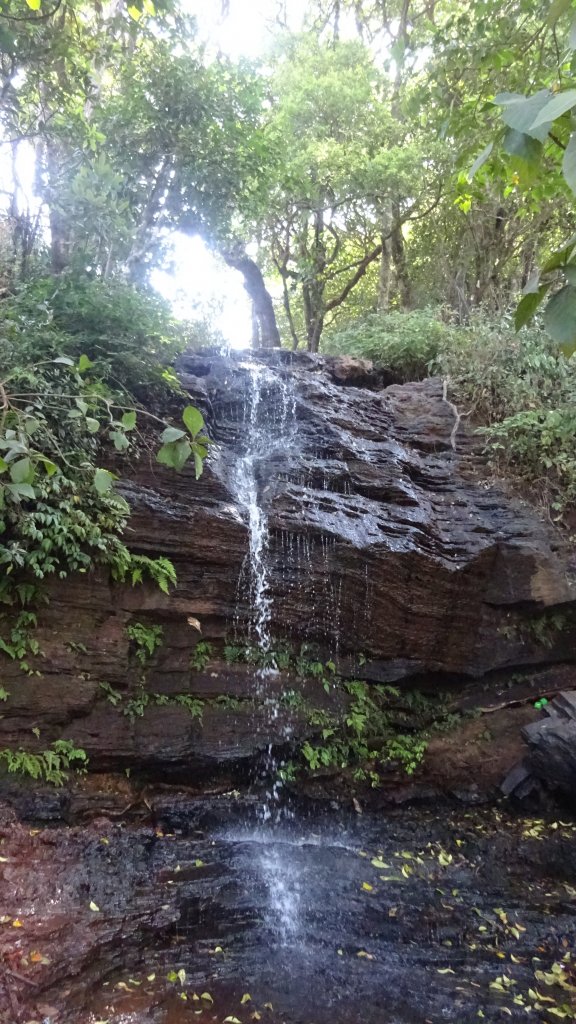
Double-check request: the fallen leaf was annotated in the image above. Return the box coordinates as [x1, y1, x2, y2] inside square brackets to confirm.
[89, 901, 100, 912]
[370, 858, 390, 869]
[200, 992, 213, 1002]
[241, 994, 252, 1004]
[361, 881, 373, 892]
[223, 1017, 241, 1023]
[29, 951, 50, 964]
[177, 968, 186, 986]
[437, 968, 456, 974]
[147, 973, 156, 981]
[12, 918, 23, 927]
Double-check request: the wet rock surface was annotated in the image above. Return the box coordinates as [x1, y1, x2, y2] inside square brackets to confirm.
[1, 801, 575, 1024]
[0, 348, 575, 792]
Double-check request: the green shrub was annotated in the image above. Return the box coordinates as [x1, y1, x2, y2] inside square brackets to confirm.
[0, 739, 88, 786]
[1, 273, 184, 394]
[322, 307, 459, 380]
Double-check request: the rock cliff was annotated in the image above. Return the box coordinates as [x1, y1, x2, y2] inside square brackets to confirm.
[1, 348, 575, 809]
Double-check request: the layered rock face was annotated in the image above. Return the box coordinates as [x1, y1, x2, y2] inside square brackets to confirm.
[1, 349, 575, 802]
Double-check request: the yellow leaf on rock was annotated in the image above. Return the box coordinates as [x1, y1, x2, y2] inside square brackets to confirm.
[89, 901, 100, 912]
[12, 918, 23, 927]
[361, 882, 373, 891]
[200, 992, 213, 1002]
[241, 994, 252, 1004]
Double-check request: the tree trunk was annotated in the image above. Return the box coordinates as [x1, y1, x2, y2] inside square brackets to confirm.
[223, 250, 281, 348]
[391, 201, 412, 308]
[377, 204, 393, 311]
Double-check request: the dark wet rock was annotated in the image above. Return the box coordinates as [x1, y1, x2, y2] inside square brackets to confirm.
[1, 350, 575, 801]
[2, 806, 576, 1024]
[522, 692, 576, 805]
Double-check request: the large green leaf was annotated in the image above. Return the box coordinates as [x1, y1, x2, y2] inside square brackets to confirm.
[10, 458, 32, 484]
[548, 0, 572, 25]
[541, 233, 576, 273]
[563, 132, 576, 194]
[515, 287, 550, 332]
[495, 90, 553, 142]
[531, 89, 576, 129]
[467, 142, 493, 181]
[156, 438, 192, 471]
[502, 129, 542, 165]
[93, 468, 115, 495]
[543, 285, 576, 346]
[160, 426, 186, 443]
[182, 405, 204, 437]
[121, 410, 137, 431]
[564, 262, 576, 286]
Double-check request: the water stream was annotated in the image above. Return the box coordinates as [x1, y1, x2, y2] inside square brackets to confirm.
[230, 360, 297, 823]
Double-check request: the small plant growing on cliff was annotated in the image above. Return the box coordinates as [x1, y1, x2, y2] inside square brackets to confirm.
[0, 739, 88, 786]
[126, 622, 164, 665]
[382, 735, 428, 776]
[99, 681, 123, 706]
[190, 640, 213, 671]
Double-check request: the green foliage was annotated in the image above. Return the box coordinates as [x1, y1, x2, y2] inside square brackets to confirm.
[189, 641, 213, 672]
[433, 315, 576, 516]
[99, 681, 123, 706]
[123, 688, 204, 721]
[382, 735, 429, 776]
[113, 555, 177, 594]
[0, 739, 88, 787]
[323, 309, 459, 380]
[0, 274, 204, 667]
[126, 622, 164, 665]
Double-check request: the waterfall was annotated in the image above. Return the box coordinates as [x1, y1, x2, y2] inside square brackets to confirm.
[231, 359, 296, 816]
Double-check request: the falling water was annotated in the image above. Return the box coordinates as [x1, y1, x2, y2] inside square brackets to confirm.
[230, 361, 296, 814]
[232, 361, 296, 651]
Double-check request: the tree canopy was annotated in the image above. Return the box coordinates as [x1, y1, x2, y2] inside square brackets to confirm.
[0, 0, 575, 350]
